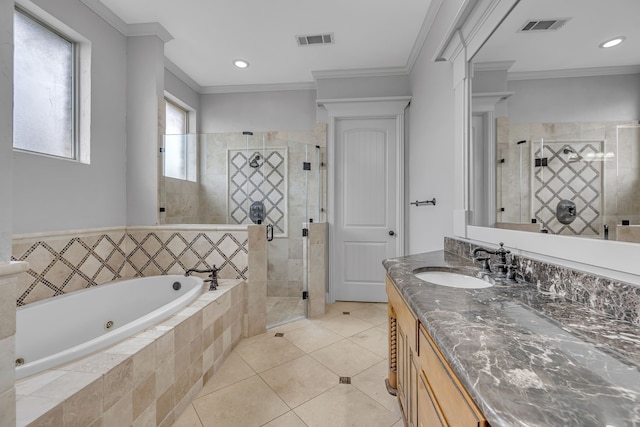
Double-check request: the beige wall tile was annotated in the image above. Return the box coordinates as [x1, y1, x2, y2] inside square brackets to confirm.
[156, 330, 174, 364]
[155, 353, 175, 396]
[156, 384, 174, 426]
[0, 280, 15, 341]
[62, 376, 103, 427]
[0, 388, 16, 427]
[132, 403, 156, 427]
[103, 358, 133, 410]
[103, 392, 132, 427]
[133, 341, 156, 385]
[0, 335, 15, 396]
[133, 372, 156, 420]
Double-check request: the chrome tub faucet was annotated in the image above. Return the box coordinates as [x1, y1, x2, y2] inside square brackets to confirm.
[185, 266, 220, 291]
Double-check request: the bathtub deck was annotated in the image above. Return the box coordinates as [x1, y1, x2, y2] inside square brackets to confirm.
[15, 279, 244, 427]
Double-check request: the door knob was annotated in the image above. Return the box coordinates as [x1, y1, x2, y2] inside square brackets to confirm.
[389, 231, 395, 236]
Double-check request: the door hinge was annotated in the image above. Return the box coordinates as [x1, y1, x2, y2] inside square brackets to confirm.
[535, 157, 548, 167]
[302, 291, 309, 300]
[159, 147, 164, 153]
[302, 228, 308, 237]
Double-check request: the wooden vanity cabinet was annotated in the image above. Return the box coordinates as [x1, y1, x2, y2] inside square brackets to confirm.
[386, 276, 489, 427]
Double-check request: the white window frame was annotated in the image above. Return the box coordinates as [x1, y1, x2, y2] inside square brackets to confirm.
[163, 94, 197, 182]
[13, 0, 91, 164]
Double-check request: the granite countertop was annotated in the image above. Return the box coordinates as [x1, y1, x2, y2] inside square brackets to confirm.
[383, 251, 640, 427]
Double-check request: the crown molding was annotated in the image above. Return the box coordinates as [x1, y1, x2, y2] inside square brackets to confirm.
[316, 96, 412, 107]
[473, 61, 515, 72]
[127, 22, 173, 43]
[200, 81, 317, 94]
[80, 0, 128, 35]
[80, 0, 173, 42]
[508, 65, 640, 81]
[406, 0, 444, 73]
[164, 59, 202, 94]
[312, 67, 409, 82]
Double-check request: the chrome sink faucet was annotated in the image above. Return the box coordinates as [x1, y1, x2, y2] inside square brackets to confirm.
[471, 242, 510, 276]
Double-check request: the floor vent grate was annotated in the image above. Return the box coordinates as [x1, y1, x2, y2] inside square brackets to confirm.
[343, 311, 350, 315]
[274, 332, 284, 337]
[339, 377, 351, 384]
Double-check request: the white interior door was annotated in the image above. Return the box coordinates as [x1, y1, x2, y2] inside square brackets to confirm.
[334, 118, 398, 302]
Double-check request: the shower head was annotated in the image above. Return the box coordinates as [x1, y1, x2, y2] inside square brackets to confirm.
[562, 147, 581, 162]
[249, 154, 261, 168]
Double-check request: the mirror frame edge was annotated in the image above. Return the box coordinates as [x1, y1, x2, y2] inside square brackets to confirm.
[444, 0, 640, 280]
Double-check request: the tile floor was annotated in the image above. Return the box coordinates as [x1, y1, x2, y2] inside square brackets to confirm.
[266, 296, 306, 329]
[172, 302, 403, 427]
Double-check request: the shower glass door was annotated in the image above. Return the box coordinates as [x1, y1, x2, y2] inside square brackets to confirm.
[265, 139, 321, 328]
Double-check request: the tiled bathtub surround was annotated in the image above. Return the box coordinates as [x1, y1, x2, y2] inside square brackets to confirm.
[444, 237, 640, 325]
[16, 279, 244, 427]
[0, 262, 29, 427]
[12, 226, 249, 306]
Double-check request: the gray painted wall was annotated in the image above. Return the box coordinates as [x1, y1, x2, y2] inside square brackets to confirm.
[0, 0, 12, 261]
[125, 35, 164, 226]
[507, 73, 640, 123]
[406, 0, 466, 254]
[12, 0, 127, 234]
[315, 74, 411, 100]
[200, 90, 317, 133]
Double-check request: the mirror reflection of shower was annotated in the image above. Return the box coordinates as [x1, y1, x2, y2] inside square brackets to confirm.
[562, 146, 582, 162]
[249, 154, 261, 168]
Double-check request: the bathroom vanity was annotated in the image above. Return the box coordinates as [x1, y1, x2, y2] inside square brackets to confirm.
[384, 250, 640, 427]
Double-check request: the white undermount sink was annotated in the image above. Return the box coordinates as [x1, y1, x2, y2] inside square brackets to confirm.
[414, 271, 492, 289]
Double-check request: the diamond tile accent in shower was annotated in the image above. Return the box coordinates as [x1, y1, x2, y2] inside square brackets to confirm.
[228, 148, 288, 236]
[532, 142, 603, 235]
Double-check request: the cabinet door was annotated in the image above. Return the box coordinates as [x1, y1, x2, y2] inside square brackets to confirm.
[396, 321, 408, 416]
[418, 325, 487, 426]
[418, 371, 448, 427]
[409, 349, 419, 427]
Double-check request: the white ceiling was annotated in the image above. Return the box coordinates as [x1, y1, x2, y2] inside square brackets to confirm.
[474, 0, 640, 74]
[95, 0, 432, 90]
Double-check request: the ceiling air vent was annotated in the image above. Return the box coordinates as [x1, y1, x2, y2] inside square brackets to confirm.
[519, 18, 570, 32]
[296, 33, 334, 47]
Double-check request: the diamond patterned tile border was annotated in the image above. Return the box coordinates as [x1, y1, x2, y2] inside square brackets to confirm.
[532, 141, 603, 236]
[12, 234, 127, 306]
[12, 229, 249, 306]
[126, 232, 248, 280]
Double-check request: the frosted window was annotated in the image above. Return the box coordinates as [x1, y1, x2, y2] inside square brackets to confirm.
[164, 100, 196, 182]
[13, 9, 75, 159]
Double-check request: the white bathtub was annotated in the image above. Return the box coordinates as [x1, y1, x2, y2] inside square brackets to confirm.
[15, 275, 204, 379]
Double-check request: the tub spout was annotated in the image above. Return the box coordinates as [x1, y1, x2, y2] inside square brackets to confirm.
[185, 266, 220, 291]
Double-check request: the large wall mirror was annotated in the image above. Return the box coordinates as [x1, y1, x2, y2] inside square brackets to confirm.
[470, 0, 640, 244]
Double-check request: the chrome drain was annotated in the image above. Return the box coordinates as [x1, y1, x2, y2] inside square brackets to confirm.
[15, 358, 25, 367]
[104, 320, 114, 330]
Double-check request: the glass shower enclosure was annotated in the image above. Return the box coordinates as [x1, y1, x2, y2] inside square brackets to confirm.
[162, 131, 324, 328]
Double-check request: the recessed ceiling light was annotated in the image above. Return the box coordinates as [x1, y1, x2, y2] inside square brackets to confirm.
[599, 36, 625, 48]
[233, 59, 249, 69]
